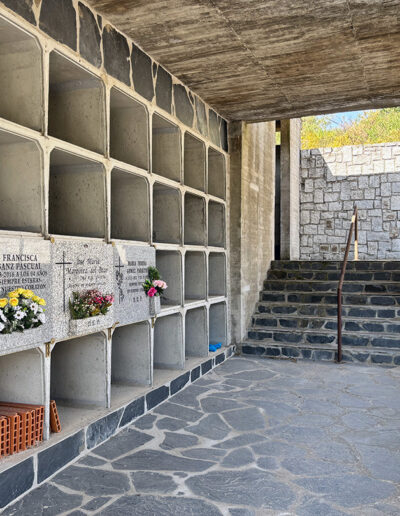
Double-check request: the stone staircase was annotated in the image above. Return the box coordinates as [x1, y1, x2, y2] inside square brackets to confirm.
[242, 260, 400, 366]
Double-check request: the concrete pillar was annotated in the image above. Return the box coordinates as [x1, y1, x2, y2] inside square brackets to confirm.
[280, 118, 301, 260]
[229, 121, 276, 343]
[228, 121, 243, 344]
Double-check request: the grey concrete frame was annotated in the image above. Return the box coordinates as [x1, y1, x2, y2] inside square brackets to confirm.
[0, 7, 230, 489]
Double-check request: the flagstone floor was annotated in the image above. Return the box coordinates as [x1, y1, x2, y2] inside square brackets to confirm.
[4, 356, 400, 515]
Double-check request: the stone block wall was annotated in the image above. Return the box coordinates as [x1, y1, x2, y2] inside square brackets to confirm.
[300, 142, 400, 260]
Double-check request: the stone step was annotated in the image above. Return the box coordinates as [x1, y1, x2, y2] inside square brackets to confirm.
[241, 340, 400, 366]
[268, 269, 400, 282]
[246, 327, 400, 349]
[261, 291, 400, 306]
[251, 314, 400, 334]
[256, 301, 400, 319]
[263, 280, 400, 294]
[271, 260, 400, 272]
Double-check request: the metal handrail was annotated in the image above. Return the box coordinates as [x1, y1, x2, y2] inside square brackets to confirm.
[337, 206, 358, 363]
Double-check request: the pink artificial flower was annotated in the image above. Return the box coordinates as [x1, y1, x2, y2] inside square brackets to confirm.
[147, 287, 157, 297]
[153, 280, 167, 289]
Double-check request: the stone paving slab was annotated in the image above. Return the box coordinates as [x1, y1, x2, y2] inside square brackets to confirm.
[3, 357, 400, 515]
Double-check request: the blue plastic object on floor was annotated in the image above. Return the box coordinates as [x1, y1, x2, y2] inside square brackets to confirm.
[209, 342, 222, 352]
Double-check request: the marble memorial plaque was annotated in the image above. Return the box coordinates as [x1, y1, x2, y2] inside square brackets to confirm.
[0, 237, 52, 354]
[113, 244, 158, 326]
[53, 240, 114, 339]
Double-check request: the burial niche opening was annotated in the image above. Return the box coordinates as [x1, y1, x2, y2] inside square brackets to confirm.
[0, 16, 43, 131]
[209, 302, 227, 347]
[156, 250, 182, 307]
[184, 132, 205, 191]
[48, 51, 106, 154]
[110, 88, 149, 170]
[208, 252, 226, 297]
[49, 149, 106, 238]
[111, 168, 149, 242]
[185, 251, 206, 303]
[208, 201, 226, 248]
[154, 313, 184, 370]
[152, 183, 181, 244]
[185, 307, 208, 358]
[0, 130, 42, 233]
[152, 113, 181, 182]
[184, 193, 206, 246]
[111, 322, 151, 387]
[208, 148, 226, 200]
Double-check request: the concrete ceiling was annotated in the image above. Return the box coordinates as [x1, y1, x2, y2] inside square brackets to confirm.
[87, 0, 400, 122]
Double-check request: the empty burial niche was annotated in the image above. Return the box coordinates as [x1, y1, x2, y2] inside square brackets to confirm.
[152, 113, 181, 182]
[185, 251, 206, 303]
[184, 133, 205, 191]
[51, 333, 108, 408]
[112, 322, 151, 386]
[48, 51, 106, 154]
[153, 183, 181, 244]
[110, 88, 149, 170]
[49, 149, 105, 238]
[154, 313, 184, 370]
[209, 302, 227, 347]
[208, 148, 226, 199]
[208, 201, 226, 248]
[209, 253, 226, 297]
[111, 168, 149, 242]
[184, 193, 206, 245]
[0, 348, 45, 405]
[156, 250, 182, 307]
[0, 130, 42, 233]
[185, 307, 208, 358]
[0, 17, 43, 131]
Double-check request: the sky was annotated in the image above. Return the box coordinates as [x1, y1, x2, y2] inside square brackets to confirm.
[324, 110, 368, 128]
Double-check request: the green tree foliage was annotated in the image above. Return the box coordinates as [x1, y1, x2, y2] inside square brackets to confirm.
[301, 108, 400, 149]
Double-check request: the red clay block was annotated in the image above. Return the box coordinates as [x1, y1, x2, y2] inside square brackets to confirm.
[0, 411, 20, 454]
[0, 416, 8, 457]
[50, 400, 61, 433]
[0, 403, 44, 443]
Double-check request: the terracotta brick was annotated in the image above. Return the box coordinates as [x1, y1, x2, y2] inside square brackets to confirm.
[50, 400, 61, 433]
[0, 416, 8, 457]
[0, 411, 20, 454]
[0, 403, 44, 443]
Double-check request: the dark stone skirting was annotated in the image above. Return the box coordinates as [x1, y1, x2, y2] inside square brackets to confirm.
[241, 343, 400, 367]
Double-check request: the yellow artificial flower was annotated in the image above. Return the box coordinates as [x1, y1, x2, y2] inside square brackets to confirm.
[0, 298, 8, 308]
[17, 288, 25, 295]
[22, 290, 34, 299]
[32, 295, 41, 303]
[38, 298, 46, 306]
[8, 290, 19, 298]
[9, 298, 19, 307]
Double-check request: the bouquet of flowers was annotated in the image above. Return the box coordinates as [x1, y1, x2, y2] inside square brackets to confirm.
[143, 267, 167, 297]
[0, 289, 46, 334]
[69, 289, 114, 320]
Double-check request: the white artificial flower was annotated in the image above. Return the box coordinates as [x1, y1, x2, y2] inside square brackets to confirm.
[29, 302, 38, 314]
[38, 313, 46, 324]
[32, 318, 38, 323]
[0, 322, 4, 332]
[14, 310, 26, 320]
[0, 310, 6, 323]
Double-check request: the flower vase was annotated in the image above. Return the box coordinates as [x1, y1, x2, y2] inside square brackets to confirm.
[149, 296, 161, 317]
